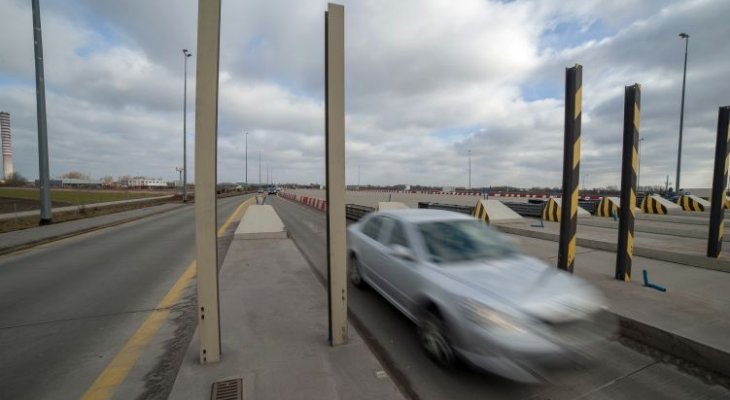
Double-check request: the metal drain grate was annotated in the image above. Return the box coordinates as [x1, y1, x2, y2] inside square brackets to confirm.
[211, 378, 242, 400]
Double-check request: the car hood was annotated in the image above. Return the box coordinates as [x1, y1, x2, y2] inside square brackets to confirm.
[437, 255, 605, 322]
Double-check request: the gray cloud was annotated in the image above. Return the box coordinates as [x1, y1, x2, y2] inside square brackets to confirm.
[0, 0, 727, 190]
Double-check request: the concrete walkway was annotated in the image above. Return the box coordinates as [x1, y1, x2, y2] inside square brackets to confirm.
[169, 236, 405, 400]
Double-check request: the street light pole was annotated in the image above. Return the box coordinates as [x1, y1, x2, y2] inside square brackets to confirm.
[582, 173, 589, 190]
[468, 149, 472, 190]
[182, 48, 192, 202]
[244, 131, 248, 189]
[676, 33, 689, 193]
[637, 137, 645, 191]
[258, 151, 261, 188]
[31, 0, 52, 225]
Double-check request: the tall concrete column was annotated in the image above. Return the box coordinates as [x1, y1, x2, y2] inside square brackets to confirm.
[194, 0, 222, 364]
[708, 106, 730, 257]
[615, 84, 640, 281]
[557, 65, 582, 273]
[325, 3, 348, 346]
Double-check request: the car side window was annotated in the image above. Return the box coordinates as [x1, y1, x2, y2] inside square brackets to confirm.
[388, 221, 410, 248]
[377, 218, 395, 245]
[362, 216, 384, 241]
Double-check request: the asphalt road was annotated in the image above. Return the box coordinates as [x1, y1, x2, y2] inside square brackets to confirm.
[0, 195, 248, 400]
[270, 196, 730, 400]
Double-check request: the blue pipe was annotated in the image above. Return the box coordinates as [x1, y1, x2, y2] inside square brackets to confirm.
[642, 269, 667, 292]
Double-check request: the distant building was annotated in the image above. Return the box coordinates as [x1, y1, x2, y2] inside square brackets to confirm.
[0, 111, 12, 180]
[125, 177, 167, 188]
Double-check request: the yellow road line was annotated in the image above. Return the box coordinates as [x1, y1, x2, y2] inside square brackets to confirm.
[81, 197, 255, 400]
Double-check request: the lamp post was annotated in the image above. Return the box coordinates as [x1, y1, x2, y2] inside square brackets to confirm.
[244, 131, 248, 189]
[468, 149, 472, 190]
[182, 48, 192, 202]
[637, 137, 645, 191]
[675, 32, 689, 193]
[31, 0, 52, 224]
[582, 173, 590, 190]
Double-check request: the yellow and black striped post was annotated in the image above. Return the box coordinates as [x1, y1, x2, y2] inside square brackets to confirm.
[708, 106, 730, 257]
[615, 84, 640, 281]
[557, 65, 582, 273]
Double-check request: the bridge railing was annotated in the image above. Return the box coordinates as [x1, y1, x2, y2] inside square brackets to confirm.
[345, 204, 375, 221]
[416, 202, 473, 215]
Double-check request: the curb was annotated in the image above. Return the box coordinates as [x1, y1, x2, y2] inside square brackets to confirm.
[0, 204, 186, 256]
[616, 314, 730, 379]
[494, 224, 730, 273]
[578, 218, 730, 243]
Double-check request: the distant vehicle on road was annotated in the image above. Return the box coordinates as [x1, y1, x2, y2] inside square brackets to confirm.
[347, 209, 612, 383]
[667, 190, 690, 202]
[268, 186, 278, 195]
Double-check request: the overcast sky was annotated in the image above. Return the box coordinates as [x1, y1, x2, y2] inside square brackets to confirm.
[0, 0, 727, 189]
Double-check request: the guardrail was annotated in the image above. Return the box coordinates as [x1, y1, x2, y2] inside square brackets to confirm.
[345, 204, 375, 221]
[416, 202, 474, 215]
[579, 200, 599, 215]
[502, 202, 544, 217]
[305, 198, 599, 222]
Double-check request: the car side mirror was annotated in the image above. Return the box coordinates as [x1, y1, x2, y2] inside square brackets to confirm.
[390, 244, 416, 261]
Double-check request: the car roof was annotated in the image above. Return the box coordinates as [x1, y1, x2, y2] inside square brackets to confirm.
[375, 209, 474, 223]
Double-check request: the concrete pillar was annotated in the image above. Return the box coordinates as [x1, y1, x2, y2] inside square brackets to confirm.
[325, 3, 348, 346]
[194, 0, 222, 364]
[615, 84, 640, 281]
[557, 65, 582, 273]
[708, 106, 730, 257]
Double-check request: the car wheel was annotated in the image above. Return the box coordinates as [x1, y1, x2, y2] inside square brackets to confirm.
[349, 255, 366, 288]
[419, 309, 455, 367]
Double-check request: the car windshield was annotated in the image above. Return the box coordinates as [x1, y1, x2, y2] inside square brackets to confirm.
[418, 219, 516, 264]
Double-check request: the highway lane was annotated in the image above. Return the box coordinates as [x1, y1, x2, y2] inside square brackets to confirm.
[270, 196, 730, 400]
[0, 195, 249, 400]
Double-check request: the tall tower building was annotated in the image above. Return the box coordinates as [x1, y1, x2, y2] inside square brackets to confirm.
[0, 112, 12, 180]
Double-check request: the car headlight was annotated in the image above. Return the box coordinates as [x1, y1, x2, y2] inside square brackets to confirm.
[462, 299, 527, 333]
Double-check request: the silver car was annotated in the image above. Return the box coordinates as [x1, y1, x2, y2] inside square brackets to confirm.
[347, 209, 613, 383]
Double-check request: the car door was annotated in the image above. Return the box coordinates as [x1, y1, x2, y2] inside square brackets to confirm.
[378, 219, 421, 318]
[357, 215, 389, 289]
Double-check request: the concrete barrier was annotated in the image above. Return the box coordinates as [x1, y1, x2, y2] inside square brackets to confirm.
[377, 202, 408, 211]
[641, 194, 682, 214]
[596, 197, 642, 217]
[542, 198, 560, 221]
[234, 205, 287, 240]
[541, 197, 590, 221]
[280, 191, 328, 211]
[677, 194, 709, 212]
[596, 197, 620, 217]
[472, 199, 524, 225]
